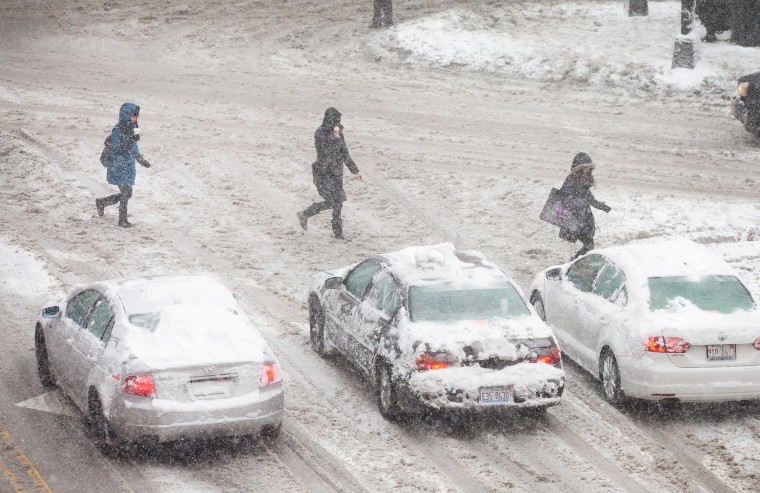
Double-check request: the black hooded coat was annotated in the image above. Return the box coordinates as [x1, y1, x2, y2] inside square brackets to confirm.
[559, 171, 609, 239]
[311, 108, 359, 203]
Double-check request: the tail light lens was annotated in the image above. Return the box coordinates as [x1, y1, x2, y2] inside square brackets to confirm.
[643, 336, 690, 353]
[528, 346, 562, 366]
[416, 351, 457, 371]
[753, 337, 760, 350]
[260, 363, 280, 387]
[737, 81, 749, 97]
[122, 375, 155, 397]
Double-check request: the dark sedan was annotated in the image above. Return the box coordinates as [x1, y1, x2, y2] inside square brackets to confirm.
[732, 71, 760, 136]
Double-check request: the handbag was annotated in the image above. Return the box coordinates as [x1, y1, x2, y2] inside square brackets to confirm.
[539, 188, 580, 232]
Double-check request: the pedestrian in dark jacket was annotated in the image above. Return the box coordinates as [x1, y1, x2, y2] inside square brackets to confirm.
[297, 107, 363, 240]
[559, 152, 611, 260]
[371, 0, 393, 28]
[96, 102, 151, 228]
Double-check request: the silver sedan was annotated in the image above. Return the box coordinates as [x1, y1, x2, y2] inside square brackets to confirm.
[34, 275, 284, 454]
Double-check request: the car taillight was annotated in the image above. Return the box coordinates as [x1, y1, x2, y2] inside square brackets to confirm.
[528, 346, 561, 366]
[753, 337, 760, 350]
[643, 336, 690, 353]
[260, 363, 280, 387]
[415, 352, 456, 371]
[737, 81, 749, 97]
[122, 375, 155, 397]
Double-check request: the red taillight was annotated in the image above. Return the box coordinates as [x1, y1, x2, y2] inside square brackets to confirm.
[644, 336, 690, 353]
[415, 352, 451, 371]
[260, 364, 280, 386]
[122, 375, 155, 397]
[753, 337, 760, 350]
[530, 346, 561, 366]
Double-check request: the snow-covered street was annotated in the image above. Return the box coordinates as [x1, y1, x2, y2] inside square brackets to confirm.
[1, 0, 759, 491]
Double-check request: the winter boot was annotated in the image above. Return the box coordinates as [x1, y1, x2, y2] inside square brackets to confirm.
[297, 211, 308, 231]
[95, 198, 105, 218]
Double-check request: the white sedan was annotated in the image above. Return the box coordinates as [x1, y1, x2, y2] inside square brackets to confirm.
[529, 239, 760, 405]
[34, 275, 284, 454]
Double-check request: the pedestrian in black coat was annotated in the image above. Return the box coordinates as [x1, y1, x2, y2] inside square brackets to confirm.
[559, 152, 611, 260]
[297, 108, 363, 240]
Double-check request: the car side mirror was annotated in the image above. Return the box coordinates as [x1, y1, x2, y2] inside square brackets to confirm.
[324, 277, 342, 289]
[42, 306, 60, 318]
[546, 268, 563, 281]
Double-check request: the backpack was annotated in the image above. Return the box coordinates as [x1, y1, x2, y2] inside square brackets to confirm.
[99, 134, 112, 167]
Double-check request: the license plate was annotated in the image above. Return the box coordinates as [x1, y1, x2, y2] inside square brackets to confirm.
[706, 344, 736, 361]
[479, 386, 513, 405]
[190, 380, 231, 398]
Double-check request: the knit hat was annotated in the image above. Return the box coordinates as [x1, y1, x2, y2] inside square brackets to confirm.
[571, 152, 594, 173]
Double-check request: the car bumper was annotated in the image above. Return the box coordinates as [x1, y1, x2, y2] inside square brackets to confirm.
[731, 97, 759, 133]
[109, 385, 285, 443]
[398, 364, 565, 412]
[621, 356, 760, 402]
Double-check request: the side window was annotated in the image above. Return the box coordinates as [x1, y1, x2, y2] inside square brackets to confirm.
[66, 289, 101, 327]
[366, 270, 401, 318]
[85, 298, 115, 341]
[566, 255, 607, 293]
[593, 263, 627, 302]
[345, 261, 381, 300]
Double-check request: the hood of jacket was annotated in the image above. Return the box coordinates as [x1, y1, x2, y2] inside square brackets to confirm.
[118, 102, 140, 128]
[321, 107, 342, 130]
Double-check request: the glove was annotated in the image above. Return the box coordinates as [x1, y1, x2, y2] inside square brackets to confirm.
[137, 156, 151, 168]
[601, 203, 611, 213]
[131, 133, 141, 142]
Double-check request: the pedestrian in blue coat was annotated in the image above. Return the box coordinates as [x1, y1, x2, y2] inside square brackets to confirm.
[96, 102, 151, 228]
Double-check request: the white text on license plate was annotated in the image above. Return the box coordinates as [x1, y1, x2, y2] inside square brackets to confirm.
[479, 386, 513, 405]
[706, 344, 736, 361]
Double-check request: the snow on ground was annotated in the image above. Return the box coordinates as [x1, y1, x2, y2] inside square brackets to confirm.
[1, 0, 760, 491]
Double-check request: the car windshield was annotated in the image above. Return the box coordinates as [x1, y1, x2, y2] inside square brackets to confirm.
[409, 283, 530, 323]
[648, 275, 755, 313]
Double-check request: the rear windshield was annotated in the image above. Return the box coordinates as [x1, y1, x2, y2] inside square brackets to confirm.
[648, 275, 755, 313]
[409, 283, 530, 323]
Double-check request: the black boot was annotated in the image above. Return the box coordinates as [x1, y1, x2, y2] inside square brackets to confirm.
[297, 211, 308, 231]
[95, 198, 105, 218]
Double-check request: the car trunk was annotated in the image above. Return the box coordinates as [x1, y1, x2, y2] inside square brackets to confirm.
[662, 325, 760, 368]
[151, 361, 263, 402]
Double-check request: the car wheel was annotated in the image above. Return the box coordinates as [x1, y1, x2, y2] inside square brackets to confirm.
[88, 391, 119, 456]
[261, 421, 282, 443]
[600, 350, 624, 405]
[35, 326, 57, 389]
[531, 293, 546, 321]
[309, 299, 328, 357]
[377, 364, 403, 421]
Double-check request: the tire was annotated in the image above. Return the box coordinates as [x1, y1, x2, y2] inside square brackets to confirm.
[309, 299, 328, 357]
[600, 350, 624, 405]
[261, 421, 282, 442]
[531, 293, 546, 322]
[377, 364, 403, 421]
[34, 326, 57, 389]
[88, 391, 119, 456]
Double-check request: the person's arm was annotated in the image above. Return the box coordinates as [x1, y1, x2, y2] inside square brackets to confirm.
[587, 191, 611, 212]
[340, 138, 362, 180]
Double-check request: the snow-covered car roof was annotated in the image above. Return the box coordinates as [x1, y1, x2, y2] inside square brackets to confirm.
[376, 243, 511, 288]
[591, 239, 738, 281]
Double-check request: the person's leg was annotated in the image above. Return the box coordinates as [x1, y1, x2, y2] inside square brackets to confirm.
[96, 190, 121, 217]
[382, 0, 393, 25]
[372, 0, 383, 27]
[572, 236, 594, 259]
[118, 186, 133, 227]
[331, 200, 344, 239]
[298, 201, 331, 231]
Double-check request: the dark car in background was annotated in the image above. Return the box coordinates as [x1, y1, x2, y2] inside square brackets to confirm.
[732, 71, 760, 136]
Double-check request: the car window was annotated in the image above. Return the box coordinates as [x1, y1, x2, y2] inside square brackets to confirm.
[566, 255, 607, 293]
[85, 298, 115, 341]
[345, 261, 381, 300]
[366, 270, 401, 318]
[66, 289, 101, 327]
[593, 263, 626, 302]
[409, 283, 531, 323]
[648, 275, 755, 313]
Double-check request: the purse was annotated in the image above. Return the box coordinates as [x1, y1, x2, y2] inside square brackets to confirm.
[539, 188, 580, 232]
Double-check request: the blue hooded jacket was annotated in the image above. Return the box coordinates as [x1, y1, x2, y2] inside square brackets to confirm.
[106, 102, 141, 186]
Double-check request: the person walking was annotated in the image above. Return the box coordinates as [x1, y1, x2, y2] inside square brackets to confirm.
[96, 102, 151, 228]
[371, 0, 393, 28]
[297, 107, 363, 240]
[558, 152, 611, 260]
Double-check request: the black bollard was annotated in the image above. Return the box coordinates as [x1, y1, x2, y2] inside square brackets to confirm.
[680, 0, 694, 34]
[626, 0, 649, 16]
[672, 37, 695, 69]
